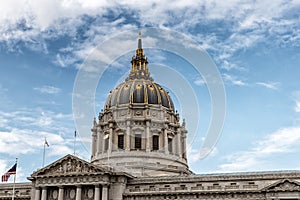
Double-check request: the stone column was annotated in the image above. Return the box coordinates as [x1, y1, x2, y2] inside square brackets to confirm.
[58, 186, 64, 200]
[108, 125, 113, 154]
[41, 187, 47, 200]
[76, 185, 82, 200]
[34, 188, 40, 200]
[102, 132, 106, 153]
[163, 128, 169, 154]
[146, 120, 150, 152]
[125, 121, 130, 151]
[94, 185, 100, 200]
[102, 185, 108, 200]
[96, 129, 102, 155]
[176, 130, 182, 157]
[182, 129, 187, 159]
[96, 131, 99, 155]
[92, 131, 97, 157]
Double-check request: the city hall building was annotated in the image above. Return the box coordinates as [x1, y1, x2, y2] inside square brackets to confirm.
[1, 34, 300, 200]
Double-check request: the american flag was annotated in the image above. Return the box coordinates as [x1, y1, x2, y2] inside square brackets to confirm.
[1, 163, 17, 182]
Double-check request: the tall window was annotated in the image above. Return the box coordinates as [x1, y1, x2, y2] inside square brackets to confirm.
[118, 135, 124, 149]
[168, 138, 172, 153]
[135, 134, 142, 149]
[104, 138, 109, 151]
[152, 135, 159, 150]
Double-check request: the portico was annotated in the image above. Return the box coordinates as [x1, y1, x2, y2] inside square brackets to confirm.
[29, 155, 131, 200]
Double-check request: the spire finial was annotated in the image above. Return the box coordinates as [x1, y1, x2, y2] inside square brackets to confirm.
[126, 31, 152, 81]
[138, 32, 142, 49]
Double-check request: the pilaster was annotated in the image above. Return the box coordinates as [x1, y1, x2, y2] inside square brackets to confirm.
[126, 121, 131, 151]
[146, 120, 150, 152]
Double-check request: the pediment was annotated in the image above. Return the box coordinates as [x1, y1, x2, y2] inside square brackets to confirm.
[31, 154, 111, 178]
[263, 179, 300, 192]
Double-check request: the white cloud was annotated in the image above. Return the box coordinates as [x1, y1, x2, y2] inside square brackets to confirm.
[0, 159, 8, 177]
[295, 101, 300, 113]
[189, 147, 218, 163]
[292, 91, 300, 113]
[0, 128, 68, 155]
[221, 60, 246, 71]
[0, 116, 9, 128]
[0, 108, 75, 178]
[220, 126, 300, 172]
[223, 73, 246, 86]
[34, 85, 61, 94]
[256, 82, 281, 90]
[193, 76, 206, 86]
[0, 109, 73, 136]
[0, 0, 298, 49]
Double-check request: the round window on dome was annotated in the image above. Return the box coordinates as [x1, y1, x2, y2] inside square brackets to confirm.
[148, 85, 154, 90]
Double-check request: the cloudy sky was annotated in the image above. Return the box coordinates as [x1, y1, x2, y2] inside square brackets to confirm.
[1, 0, 300, 182]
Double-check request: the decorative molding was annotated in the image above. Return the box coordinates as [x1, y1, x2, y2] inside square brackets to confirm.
[264, 179, 300, 192]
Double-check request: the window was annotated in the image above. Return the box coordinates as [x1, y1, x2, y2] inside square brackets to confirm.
[135, 134, 142, 149]
[152, 135, 159, 150]
[118, 135, 124, 149]
[168, 138, 172, 153]
[104, 138, 109, 151]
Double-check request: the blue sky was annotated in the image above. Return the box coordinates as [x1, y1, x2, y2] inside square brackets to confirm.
[0, 0, 300, 182]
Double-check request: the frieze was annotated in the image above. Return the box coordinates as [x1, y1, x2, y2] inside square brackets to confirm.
[30, 155, 111, 179]
[265, 180, 300, 192]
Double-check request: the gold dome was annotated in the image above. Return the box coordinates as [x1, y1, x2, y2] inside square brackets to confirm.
[105, 79, 174, 110]
[104, 32, 174, 111]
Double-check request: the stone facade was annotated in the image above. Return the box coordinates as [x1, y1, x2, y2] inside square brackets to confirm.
[2, 170, 300, 199]
[1, 33, 300, 200]
[124, 171, 300, 199]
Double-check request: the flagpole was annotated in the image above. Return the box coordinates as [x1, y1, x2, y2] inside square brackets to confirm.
[43, 138, 46, 167]
[12, 158, 17, 200]
[74, 130, 76, 156]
